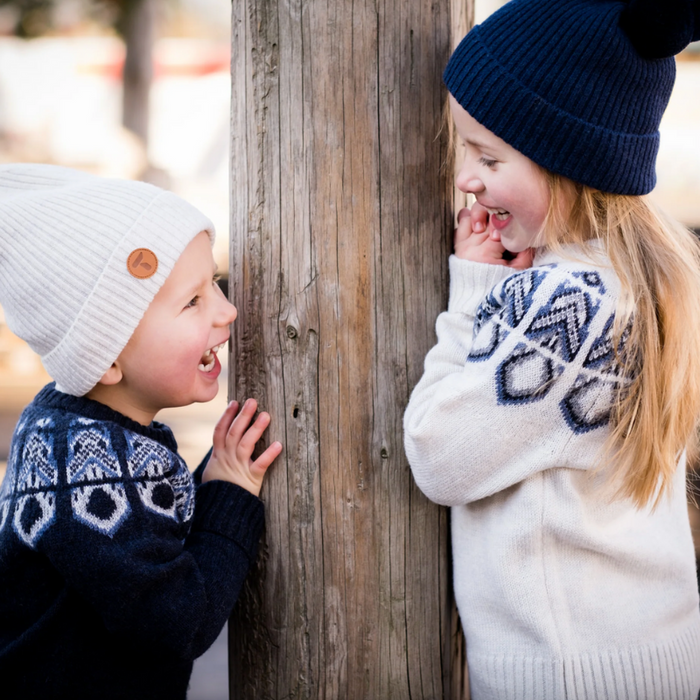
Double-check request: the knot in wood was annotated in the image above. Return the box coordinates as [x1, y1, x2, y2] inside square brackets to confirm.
[286, 325, 298, 339]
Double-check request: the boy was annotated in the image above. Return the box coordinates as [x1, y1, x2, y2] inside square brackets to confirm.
[0, 163, 282, 698]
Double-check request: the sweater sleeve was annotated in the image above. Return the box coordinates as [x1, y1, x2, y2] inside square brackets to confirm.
[28, 422, 264, 661]
[191, 446, 212, 485]
[404, 256, 622, 506]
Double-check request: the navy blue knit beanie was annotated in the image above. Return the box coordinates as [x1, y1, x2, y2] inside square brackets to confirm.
[444, 0, 700, 195]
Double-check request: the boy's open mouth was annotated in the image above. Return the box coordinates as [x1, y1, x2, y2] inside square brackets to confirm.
[198, 343, 224, 372]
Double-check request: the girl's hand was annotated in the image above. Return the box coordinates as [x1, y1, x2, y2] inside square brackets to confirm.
[454, 204, 534, 269]
[202, 399, 283, 497]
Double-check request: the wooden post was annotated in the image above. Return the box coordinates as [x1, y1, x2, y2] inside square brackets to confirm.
[229, 0, 472, 697]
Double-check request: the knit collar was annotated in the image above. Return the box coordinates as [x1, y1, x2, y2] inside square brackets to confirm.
[31, 382, 178, 452]
[534, 238, 608, 268]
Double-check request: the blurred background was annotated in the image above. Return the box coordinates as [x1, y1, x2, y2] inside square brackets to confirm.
[0, 0, 699, 697]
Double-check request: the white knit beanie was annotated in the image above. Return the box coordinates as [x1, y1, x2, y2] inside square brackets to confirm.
[0, 163, 215, 396]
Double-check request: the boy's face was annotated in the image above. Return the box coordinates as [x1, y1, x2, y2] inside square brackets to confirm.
[450, 95, 550, 253]
[92, 231, 236, 424]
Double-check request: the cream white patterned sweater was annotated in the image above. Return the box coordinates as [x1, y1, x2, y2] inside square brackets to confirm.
[404, 246, 700, 700]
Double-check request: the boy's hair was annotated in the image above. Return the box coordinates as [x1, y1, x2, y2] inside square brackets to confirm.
[541, 176, 700, 510]
[0, 163, 215, 397]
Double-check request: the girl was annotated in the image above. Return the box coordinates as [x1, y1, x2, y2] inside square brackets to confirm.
[403, 1, 700, 698]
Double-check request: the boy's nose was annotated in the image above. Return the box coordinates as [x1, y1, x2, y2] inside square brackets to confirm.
[225, 300, 237, 325]
[217, 297, 237, 326]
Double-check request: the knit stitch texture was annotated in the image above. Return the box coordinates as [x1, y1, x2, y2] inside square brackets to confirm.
[404, 246, 700, 699]
[0, 385, 264, 699]
[443, 0, 695, 195]
[0, 163, 215, 396]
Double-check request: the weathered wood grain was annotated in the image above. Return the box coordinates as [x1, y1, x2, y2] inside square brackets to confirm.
[229, 1, 472, 697]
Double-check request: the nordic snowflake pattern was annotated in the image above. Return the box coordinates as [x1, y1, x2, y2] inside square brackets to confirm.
[0, 417, 58, 547]
[126, 432, 194, 523]
[470, 269, 547, 361]
[467, 265, 627, 434]
[68, 424, 129, 537]
[0, 417, 195, 547]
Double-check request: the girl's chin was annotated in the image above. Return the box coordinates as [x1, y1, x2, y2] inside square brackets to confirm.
[501, 242, 524, 254]
[501, 234, 536, 254]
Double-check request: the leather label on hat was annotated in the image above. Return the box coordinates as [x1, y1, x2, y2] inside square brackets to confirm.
[127, 248, 158, 279]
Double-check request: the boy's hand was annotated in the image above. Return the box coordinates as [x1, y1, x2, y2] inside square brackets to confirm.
[454, 204, 533, 269]
[202, 399, 282, 497]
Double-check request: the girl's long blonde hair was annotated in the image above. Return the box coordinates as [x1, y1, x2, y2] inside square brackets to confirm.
[542, 175, 700, 509]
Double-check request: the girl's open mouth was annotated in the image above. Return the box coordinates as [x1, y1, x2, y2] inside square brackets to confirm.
[486, 207, 512, 230]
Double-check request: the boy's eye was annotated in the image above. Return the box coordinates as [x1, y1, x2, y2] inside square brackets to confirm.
[185, 274, 221, 310]
[478, 156, 497, 168]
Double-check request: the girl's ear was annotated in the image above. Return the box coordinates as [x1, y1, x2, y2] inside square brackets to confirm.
[96, 362, 123, 386]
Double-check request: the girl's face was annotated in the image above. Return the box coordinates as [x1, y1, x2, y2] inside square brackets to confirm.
[450, 95, 550, 253]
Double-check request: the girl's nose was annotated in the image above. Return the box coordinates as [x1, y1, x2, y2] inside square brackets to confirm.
[455, 164, 484, 195]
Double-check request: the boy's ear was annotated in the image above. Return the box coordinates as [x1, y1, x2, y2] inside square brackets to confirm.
[96, 362, 123, 386]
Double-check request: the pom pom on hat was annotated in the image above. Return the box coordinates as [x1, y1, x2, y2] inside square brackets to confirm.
[621, 0, 700, 59]
[444, 0, 699, 195]
[0, 163, 215, 397]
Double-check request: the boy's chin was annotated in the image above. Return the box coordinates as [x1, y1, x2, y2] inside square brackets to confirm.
[193, 393, 218, 405]
[192, 383, 221, 405]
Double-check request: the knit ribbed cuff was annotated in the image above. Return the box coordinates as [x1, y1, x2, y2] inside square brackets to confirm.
[193, 481, 265, 560]
[447, 255, 514, 314]
[468, 621, 700, 700]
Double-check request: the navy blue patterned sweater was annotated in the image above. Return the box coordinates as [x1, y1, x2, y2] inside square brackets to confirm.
[0, 384, 265, 699]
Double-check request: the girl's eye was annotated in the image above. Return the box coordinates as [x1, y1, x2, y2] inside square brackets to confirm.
[212, 273, 222, 288]
[478, 156, 497, 168]
[185, 296, 200, 309]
